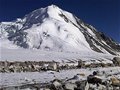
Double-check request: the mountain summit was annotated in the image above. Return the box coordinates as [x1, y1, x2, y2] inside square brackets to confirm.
[0, 5, 120, 55]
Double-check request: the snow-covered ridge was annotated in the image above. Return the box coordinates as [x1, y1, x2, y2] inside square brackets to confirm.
[0, 5, 120, 54]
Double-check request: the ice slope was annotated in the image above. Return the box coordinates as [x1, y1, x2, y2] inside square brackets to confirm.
[0, 5, 120, 54]
[25, 18, 91, 51]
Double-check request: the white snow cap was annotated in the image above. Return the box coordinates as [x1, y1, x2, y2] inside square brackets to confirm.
[0, 4, 119, 55]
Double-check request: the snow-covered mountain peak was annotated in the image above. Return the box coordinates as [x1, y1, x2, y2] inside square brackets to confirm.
[23, 4, 77, 27]
[0, 5, 120, 54]
[47, 4, 60, 10]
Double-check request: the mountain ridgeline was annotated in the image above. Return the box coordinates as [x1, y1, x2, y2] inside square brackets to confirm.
[0, 5, 120, 55]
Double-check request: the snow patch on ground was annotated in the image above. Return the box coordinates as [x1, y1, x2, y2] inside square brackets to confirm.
[0, 67, 120, 87]
[0, 48, 114, 62]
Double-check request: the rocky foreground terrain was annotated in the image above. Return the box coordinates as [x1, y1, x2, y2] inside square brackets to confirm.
[0, 57, 119, 73]
[0, 57, 120, 90]
[1, 67, 120, 90]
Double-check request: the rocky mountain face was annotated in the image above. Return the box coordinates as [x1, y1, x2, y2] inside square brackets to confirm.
[0, 5, 120, 55]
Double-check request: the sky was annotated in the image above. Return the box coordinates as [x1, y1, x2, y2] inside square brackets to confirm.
[0, 0, 120, 43]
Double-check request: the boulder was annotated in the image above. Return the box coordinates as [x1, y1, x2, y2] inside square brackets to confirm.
[78, 60, 85, 68]
[110, 77, 120, 86]
[112, 57, 120, 66]
[93, 71, 99, 75]
[48, 63, 58, 71]
[50, 79, 63, 90]
[87, 75, 102, 85]
[63, 83, 76, 90]
[74, 80, 87, 90]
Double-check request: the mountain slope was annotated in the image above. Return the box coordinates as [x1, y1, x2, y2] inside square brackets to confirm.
[0, 5, 120, 55]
